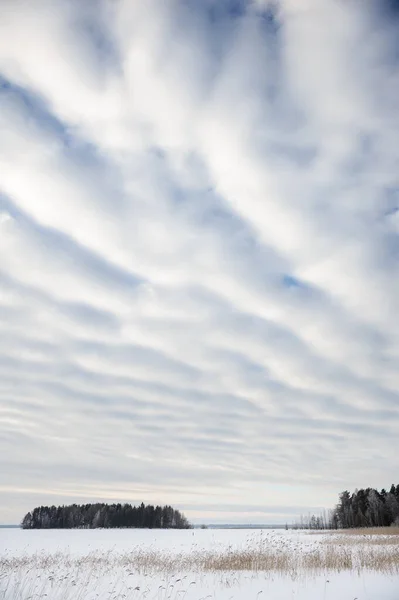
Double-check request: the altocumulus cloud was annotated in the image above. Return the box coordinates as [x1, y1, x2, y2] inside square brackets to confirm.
[0, 0, 399, 525]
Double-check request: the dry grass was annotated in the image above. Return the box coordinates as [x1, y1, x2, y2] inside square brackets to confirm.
[2, 539, 398, 576]
[319, 528, 399, 547]
[328, 526, 399, 536]
[2, 533, 399, 599]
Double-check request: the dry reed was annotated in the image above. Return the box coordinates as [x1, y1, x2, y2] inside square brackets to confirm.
[2, 539, 398, 577]
[2, 532, 399, 599]
[325, 526, 399, 536]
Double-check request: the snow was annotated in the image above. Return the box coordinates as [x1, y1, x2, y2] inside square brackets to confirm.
[1, 528, 398, 599]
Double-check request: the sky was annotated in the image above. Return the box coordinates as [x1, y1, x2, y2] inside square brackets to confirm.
[0, 0, 399, 526]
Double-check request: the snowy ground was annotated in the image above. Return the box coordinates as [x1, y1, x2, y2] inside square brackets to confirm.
[1, 528, 398, 599]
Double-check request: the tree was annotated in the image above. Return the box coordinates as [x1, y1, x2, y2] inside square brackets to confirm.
[21, 502, 191, 530]
[296, 483, 399, 530]
[385, 493, 399, 524]
[367, 489, 383, 527]
[336, 491, 351, 528]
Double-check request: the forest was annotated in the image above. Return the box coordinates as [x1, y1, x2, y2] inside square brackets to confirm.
[21, 502, 191, 529]
[21, 484, 399, 530]
[296, 483, 399, 529]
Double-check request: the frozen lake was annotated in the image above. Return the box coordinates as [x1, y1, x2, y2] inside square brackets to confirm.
[1, 527, 398, 599]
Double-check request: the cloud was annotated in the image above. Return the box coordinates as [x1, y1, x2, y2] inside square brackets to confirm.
[0, 0, 399, 524]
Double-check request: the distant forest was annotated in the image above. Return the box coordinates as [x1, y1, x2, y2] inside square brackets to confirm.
[297, 484, 399, 529]
[21, 502, 192, 529]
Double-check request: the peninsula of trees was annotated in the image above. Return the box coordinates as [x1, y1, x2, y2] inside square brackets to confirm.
[297, 483, 399, 529]
[21, 502, 192, 529]
[333, 484, 399, 529]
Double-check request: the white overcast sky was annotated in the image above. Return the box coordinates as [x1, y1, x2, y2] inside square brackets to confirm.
[1, 0, 399, 525]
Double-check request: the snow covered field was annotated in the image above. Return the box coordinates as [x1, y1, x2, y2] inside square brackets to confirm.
[1, 527, 399, 600]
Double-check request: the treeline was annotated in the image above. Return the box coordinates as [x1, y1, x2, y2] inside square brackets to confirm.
[295, 484, 399, 530]
[21, 502, 192, 529]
